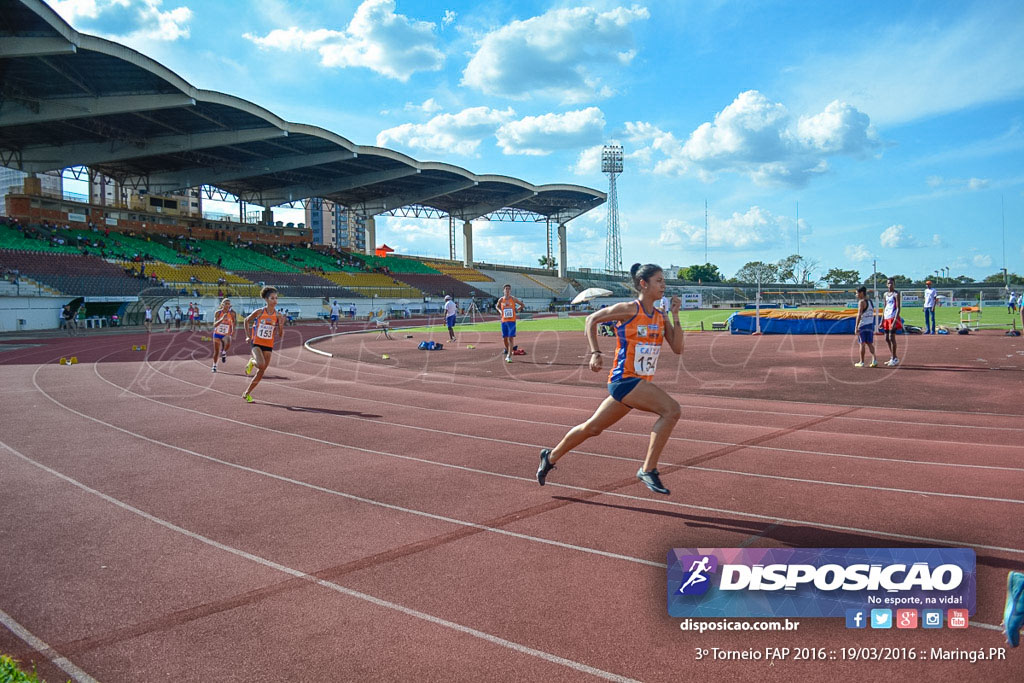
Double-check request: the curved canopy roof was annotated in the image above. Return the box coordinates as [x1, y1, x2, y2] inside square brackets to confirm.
[0, 0, 605, 223]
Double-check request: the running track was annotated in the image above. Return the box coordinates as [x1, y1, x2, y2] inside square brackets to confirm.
[1, 322, 1022, 681]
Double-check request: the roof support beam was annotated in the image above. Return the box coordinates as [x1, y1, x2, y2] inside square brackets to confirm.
[361, 179, 477, 216]
[0, 37, 77, 58]
[454, 190, 537, 221]
[146, 148, 357, 194]
[0, 94, 195, 127]
[261, 166, 418, 206]
[16, 127, 288, 173]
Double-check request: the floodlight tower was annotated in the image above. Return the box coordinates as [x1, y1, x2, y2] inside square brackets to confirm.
[602, 144, 623, 273]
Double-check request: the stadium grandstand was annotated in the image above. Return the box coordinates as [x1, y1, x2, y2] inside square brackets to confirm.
[4, 0, 1004, 333]
[0, 0, 615, 330]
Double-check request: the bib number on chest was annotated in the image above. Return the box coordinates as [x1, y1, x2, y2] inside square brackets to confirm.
[256, 322, 274, 340]
[633, 344, 660, 376]
[215, 324, 230, 335]
[503, 307, 514, 319]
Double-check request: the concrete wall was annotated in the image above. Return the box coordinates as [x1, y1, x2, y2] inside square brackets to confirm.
[0, 294, 558, 332]
[0, 296, 64, 331]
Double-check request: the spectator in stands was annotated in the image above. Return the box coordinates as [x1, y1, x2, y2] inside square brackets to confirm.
[444, 295, 458, 342]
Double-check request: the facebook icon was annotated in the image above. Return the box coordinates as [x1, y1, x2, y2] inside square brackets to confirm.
[845, 609, 867, 629]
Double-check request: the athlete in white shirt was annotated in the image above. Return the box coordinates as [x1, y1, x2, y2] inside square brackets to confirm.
[882, 278, 902, 366]
[923, 281, 937, 334]
[443, 295, 458, 341]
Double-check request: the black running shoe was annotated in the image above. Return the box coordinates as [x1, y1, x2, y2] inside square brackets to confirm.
[637, 468, 670, 495]
[537, 449, 555, 485]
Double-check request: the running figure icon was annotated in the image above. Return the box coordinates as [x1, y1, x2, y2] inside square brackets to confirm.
[679, 557, 712, 594]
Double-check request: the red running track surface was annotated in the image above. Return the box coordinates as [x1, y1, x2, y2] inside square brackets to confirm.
[1, 323, 1022, 681]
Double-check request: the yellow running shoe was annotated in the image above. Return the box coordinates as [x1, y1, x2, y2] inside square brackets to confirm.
[243, 394, 254, 403]
[245, 359, 254, 375]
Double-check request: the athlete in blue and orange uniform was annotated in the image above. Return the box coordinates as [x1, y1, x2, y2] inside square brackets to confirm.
[241, 286, 284, 403]
[537, 263, 684, 495]
[210, 298, 235, 372]
[496, 284, 525, 362]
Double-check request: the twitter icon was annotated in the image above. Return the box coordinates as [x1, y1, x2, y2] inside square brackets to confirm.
[870, 609, 892, 629]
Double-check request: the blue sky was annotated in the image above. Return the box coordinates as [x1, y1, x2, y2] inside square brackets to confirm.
[51, 0, 1024, 281]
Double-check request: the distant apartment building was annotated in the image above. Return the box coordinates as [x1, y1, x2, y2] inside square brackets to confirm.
[305, 199, 366, 251]
[90, 172, 202, 218]
[0, 167, 62, 215]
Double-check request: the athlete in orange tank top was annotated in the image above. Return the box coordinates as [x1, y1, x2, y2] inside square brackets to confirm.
[210, 298, 235, 372]
[241, 286, 284, 403]
[536, 264, 685, 495]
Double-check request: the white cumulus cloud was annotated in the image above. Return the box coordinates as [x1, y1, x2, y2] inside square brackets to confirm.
[461, 5, 650, 102]
[52, 0, 192, 42]
[244, 0, 443, 81]
[844, 244, 873, 262]
[441, 10, 456, 27]
[973, 254, 993, 267]
[657, 206, 791, 250]
[496, 107, 605, 156]
[627, 91, 878, 187]
[572, 145, 604, 175]
[880, 224, 927, 249]
[404, 98, 443, 114]
[376, 106, 515, 156]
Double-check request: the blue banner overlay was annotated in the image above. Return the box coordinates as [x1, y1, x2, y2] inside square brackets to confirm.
[667, 548, 976, 618]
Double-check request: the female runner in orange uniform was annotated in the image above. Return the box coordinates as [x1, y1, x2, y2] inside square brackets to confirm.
[242, 286, 284, 403]
[210, 298, 234, 372]
[537, 263, 684, 494]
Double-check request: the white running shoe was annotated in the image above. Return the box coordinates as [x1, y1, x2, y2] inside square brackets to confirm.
[211, 365, 217, 373]
[854, 361, 865, 367]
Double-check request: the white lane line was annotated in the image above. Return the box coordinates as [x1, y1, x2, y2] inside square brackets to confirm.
[181, 348, 1024, 471]
[35, 361, 665, 568]
[0, 440, 639, 683]
[236, 344, 1024, 450]
[0, 607, 99, 683]
[152, 358, 1024, 504]
[51, 359, 1024, 557]
[298, 335, 1024, 430]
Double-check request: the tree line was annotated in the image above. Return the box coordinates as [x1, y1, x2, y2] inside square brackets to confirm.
[671, 256, 1023, 287]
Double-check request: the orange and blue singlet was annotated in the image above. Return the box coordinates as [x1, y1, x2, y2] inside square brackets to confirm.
[607, 301, 665, 399]
[250, 308, 280, 350]
[213, 309, 234, 339]
[498, 295, 519, 338]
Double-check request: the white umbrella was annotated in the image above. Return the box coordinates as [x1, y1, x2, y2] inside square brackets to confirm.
[571, 287, 614, 305]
